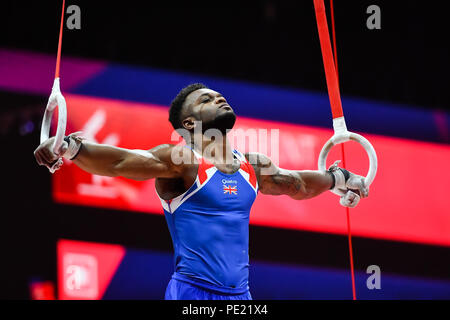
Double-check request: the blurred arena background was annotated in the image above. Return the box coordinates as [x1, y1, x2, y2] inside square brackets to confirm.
[1, 1, 449, 299]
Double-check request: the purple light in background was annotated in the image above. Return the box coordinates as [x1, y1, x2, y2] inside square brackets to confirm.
[433, 110, 450, 143]
[19, 120, 34, 135]
[0, 49, 107, 95]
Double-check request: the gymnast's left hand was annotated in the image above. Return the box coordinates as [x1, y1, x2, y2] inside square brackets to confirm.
[340, 172, 369, 208]
[328, 161, 369, 208]
[346, 171, 369, 198]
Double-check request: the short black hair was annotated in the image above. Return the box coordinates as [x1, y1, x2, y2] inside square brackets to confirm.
[169, 83, 208, 130]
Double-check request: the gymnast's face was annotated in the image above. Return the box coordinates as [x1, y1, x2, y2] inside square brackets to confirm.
[181, 88, 236, 134]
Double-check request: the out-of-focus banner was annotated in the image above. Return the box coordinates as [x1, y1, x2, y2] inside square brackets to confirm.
[2, 49, 449, 144]
[53, 94, 450, 246]
[57, 239, 450, 299]
[57, 239, 126, 300]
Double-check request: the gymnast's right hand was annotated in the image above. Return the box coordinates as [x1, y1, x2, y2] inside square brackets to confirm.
[33, 136, 68, 170]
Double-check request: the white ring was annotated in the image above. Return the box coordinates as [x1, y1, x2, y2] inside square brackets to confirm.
[318, 131, 378, 187]
[40, 78, 67, 173]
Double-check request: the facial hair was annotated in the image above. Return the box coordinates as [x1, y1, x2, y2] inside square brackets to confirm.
[201, 110, 236, 135]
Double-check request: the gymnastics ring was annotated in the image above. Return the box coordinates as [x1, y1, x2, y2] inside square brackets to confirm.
[318, 117, 378, 196]
[40, 77, 67, 173]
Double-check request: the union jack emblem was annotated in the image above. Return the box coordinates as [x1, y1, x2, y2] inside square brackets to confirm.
[223, 185, 237, 195]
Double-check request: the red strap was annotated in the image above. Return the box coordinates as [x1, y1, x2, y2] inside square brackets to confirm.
[313, 0, 343, 119]
[314, 0, 357, 300]
[330, 0, 339, 87]
[329, 0, 357, 300]
[54, 0, 65, 79]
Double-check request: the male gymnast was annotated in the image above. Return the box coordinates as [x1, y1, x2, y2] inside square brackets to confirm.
[34, 83, 368, 300]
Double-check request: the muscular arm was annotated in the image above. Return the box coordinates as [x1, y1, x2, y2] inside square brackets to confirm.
[34, 136, 190, 181]
[246, 152, 333, 200]
[73, 142, 186, 180]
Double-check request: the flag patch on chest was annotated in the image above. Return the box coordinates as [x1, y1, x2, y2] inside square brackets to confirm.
[223, 185, 238, 195]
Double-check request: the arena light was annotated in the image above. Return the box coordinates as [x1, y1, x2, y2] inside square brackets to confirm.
[51, 94, 450, 247]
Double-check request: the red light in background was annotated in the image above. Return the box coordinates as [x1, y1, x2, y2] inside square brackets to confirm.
[29, 281, 55, 300]
[57, 239, 125, 300]
[62, 253, 99, 299]
[52, 94, 450, 246]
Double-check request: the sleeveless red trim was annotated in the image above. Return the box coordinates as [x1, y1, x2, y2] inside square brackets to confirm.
[239, 161, 257, 189]
[197, 157, 215, 185]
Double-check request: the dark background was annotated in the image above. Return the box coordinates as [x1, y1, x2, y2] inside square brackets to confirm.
[2, 1, 449, 111]
[1, 0, 449, 299]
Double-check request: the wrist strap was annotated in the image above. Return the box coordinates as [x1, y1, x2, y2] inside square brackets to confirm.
[70, 141, 83, 160]
[328, 160, 346, 191]
[328, 170, 336, 189]
[63, 135, 83, 160]
[339, 168, 350, 181]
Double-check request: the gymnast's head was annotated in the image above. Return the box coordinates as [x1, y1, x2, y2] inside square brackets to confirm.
[169, 83, 236, 136]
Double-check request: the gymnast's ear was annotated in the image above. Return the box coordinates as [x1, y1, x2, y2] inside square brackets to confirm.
[182, 116, 196, 131]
